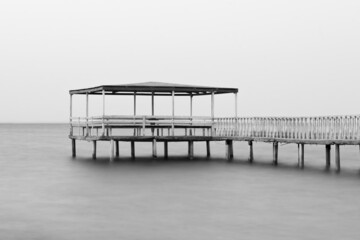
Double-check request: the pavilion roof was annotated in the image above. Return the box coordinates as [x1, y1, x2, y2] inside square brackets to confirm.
[69, 82, 238, 96]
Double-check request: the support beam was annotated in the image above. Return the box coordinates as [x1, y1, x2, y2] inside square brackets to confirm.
[249, 141, 254, 163]
[152, 139, 157, 158]
[325, 144, 331, 169]
[335, 144, 340, 172]
[133, 92, 137, 136]
[109, 139, 115, 162]
[115, 140, 119, 157]
[131, 141, 135, 159]
[71, 139, 76, 157]
[164, 141, 168, 159]
[92, 140, 97, 160]
[206, 140, 211, 158]
[226, 140, 234, 161]
[188, 141, 194, 160]
[273, 142, 279, 165]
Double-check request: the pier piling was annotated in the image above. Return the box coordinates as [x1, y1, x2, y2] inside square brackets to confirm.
[335, 144, 340, 172]
[273, 142, 278, 165]
[325, 145, 331, 169]
[226, 140, 234, 161]
[152, 139, 157, 158]
[206, 140, 211, 158]
[110, 140, 115, 162]
[115, 140, 119, 157]
[248, 141, 254, 163]
[131, 141, 135, 159]
[71, 139, 76, 158]
[164, 141, 168, 159]
[188, 141, 194, 160]
[299, 143, 305, 169]
[92, 140, 97, 160]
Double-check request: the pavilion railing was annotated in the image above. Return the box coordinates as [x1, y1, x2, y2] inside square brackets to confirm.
[70, 115, 360, 141]
[70, 115, 213, 137]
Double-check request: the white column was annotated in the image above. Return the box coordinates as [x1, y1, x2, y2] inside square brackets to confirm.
[70, 94, 73, 136]
[86, 92, 89, 136]
[134, 91, 137, 116]
[211, 92, 215, 136]
[151, 92, 154, 116]
[211, 92, 215, 119]
[234, 93, 238, 118]
[190, 94, 193, 135]
[172, 91, 175, 136]
[102, 89, 105, 135]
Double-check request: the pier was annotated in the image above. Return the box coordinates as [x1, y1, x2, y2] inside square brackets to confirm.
[69, 82, 360, 171]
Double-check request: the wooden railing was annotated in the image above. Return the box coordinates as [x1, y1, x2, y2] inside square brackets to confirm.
[214, 116, 360, 140]
[70, 115, 360, 141]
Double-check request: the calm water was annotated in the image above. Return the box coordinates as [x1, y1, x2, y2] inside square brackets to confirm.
[1, 124, 360, 240]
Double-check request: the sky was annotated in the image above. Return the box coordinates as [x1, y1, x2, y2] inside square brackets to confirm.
[0, 0, 359, 122]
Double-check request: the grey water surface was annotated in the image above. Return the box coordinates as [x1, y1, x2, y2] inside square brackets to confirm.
[1, 124, 360, 240]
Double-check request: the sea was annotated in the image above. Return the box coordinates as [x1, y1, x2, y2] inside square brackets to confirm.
[1, 124, 360, 240]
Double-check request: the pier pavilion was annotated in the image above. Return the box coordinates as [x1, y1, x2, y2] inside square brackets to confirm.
[70, 82, 360, 172]
[69, 82, 238, 161]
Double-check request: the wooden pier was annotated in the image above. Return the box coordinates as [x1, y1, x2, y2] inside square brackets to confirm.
[69, 82, 360, 172]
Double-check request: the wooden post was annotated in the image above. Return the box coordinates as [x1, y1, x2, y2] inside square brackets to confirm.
[92, 140, 97, 160]
[335, 144, 340, 172]
[133, 92, 137, 136]
[299, 143, 305, 169]
[234, 93, 238, 118]
[71, 139, 76, 157]
[226, 140, 234, 161]
[70, 94, 73, 136]
[115, 140, 119, 157]
[131, 141, 135, 159]
[211, 92, 215, 136]
[152, 139, 157, 158]
[188, 141, 194, 160]
[102, 89, 105, 135]
[249, 141, 254, 163]
[190, 94, 193, 136]
[109, 139, 114, 162]
[206, 140, 211, 158]
[325, 144, 331, 169]
[273, 142, 278, 165]
[172, 91, 175, 136]
[164, 141, 168, 159]
[86, 92, 89, 136]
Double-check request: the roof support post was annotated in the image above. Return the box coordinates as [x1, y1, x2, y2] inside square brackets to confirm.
[172, 91, 175, 136]
[151, 92, 155, 137]
[234, 93, 238, 118]
[190, 93, 193, 136]
[70, 94, 73, 136]
[86, 92, 89, 136]
[102, 89, 105, 136]
[134, 91, 137, 116]
[211, 92, 215, 136]
[133, 91, 137, 136]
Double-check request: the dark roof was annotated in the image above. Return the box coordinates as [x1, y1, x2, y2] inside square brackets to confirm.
[69, 82, 238, 96]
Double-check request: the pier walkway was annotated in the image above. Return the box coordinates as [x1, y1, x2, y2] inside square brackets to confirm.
[69, 82, 360, 172]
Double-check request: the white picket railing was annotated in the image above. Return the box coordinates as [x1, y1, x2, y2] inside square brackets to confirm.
[213, 116, 360, 140]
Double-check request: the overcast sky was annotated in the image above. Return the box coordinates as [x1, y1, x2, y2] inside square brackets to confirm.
[0, 0, 359, 122]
